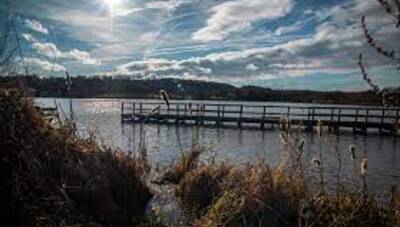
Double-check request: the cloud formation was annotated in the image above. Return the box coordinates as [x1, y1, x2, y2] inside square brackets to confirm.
[31, 42, 100, 65]
[192, 0, 293, 42]
[111, 0, 400, 90]
[22, 33, 37, 42]
[24, 57, 66, 71]
[24, 19, 49, 34]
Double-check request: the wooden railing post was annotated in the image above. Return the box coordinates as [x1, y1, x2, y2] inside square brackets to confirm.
[139, 103, 143, 113]
[329, 108, 334, 132]
[217, 104, 221, 125]
[176, 104, 180, 123]
[311, 108, 315, 123]
[380, 109, 385, 134]
[355, 109, 359, 122]
[121, 102, 124, 115]
[183, 104, 187, 124]
[201, 105, 206, 125]
[261, 106, 266, 129]
[364, 109, 369, 134]
[133, 103, 136, 115]
[238, 105, 243, 128]
[353, 108, 359, 134]
[287, 106, 291, 129]
[184, 104, 187, 116]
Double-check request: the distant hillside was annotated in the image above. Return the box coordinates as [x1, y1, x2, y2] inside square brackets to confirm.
[0, 75, 396, 106]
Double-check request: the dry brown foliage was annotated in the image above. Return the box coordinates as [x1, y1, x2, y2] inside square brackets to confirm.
[0, 88, 152, 226]
[156, 146, 202, 185]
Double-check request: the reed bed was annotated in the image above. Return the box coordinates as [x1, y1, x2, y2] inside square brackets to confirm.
[0, 88, 153, 226]
[161, 126, 400, 227]
[155, 145, 202, 185]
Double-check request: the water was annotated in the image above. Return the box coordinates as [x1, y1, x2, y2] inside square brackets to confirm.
[36, 98, 400, 193]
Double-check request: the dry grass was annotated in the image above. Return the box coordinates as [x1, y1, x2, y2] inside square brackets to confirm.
[155, 145, 202, 184]
[176, 163, 233, 213]
[0, 88, 152, 226]
[165, 130, 400, 227]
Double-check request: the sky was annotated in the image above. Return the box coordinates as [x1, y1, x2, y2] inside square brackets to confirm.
[0, 0, 399, 91]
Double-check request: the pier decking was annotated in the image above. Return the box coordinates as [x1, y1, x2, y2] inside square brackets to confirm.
[121, 101, 400, 135]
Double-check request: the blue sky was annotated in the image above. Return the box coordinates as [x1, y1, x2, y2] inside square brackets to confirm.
[0, 0, 399, 90]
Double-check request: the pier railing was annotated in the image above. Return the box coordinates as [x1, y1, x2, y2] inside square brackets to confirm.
[121, 101, 400, 134]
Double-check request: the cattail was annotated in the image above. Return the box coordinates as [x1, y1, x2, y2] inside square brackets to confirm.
[312, 157, 321, 168]
[361, 158, 368, 176]
[317, 119, 322, 137]
[279, 133, 288, 145]
[349, 144, 356, 161]
[160, 90, 170, 108]
[298, 139, 305, 151]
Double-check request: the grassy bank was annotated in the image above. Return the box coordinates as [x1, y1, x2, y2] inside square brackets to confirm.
[158, 131, 400, 227]
[0, 88, 153, 226]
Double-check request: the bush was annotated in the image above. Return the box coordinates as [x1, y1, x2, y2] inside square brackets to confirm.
[168, 134, 400, 227]
[0, 88, 152, 226]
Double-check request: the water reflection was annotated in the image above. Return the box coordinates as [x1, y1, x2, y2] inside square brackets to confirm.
[36, 98, 399, 193]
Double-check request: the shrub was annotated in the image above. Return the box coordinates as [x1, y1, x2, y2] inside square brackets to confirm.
[0, 88, 152, 226]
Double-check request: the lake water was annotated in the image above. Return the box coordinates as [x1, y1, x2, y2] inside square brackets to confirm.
[36, 98, 400, 194]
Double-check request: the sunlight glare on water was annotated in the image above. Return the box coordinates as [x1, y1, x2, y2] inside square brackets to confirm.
[36, 98, 400, 193]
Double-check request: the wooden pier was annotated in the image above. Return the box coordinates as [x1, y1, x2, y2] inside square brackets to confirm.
[121, 101, 400, 135]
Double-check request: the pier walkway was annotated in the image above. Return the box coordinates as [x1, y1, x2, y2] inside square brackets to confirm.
[121, 101, 400, 135]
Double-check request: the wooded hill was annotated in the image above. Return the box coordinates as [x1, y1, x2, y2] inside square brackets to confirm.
[1, 75, 396, 105]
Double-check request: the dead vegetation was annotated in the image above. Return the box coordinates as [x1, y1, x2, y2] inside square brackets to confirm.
[0, 88, 153, 226]
[155, 145, 202, 185]
[158, 124, 400, 227]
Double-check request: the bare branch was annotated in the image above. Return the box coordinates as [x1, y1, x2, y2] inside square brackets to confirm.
[361, 16, 399, 62]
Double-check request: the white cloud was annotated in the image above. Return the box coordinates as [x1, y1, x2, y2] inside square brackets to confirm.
[24, 19, 49, 34]
[275, 21, 305, 36]
[245, 63, 259, 71]
[31, 42, 100, 65]
[22, 33, 37, 43]
[24, 57, 66, 71]
[146, 0, 189, 11]
[140, 32, 160, 43]
[32, 42, 58, 57]
[192, 0, 293, 42]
